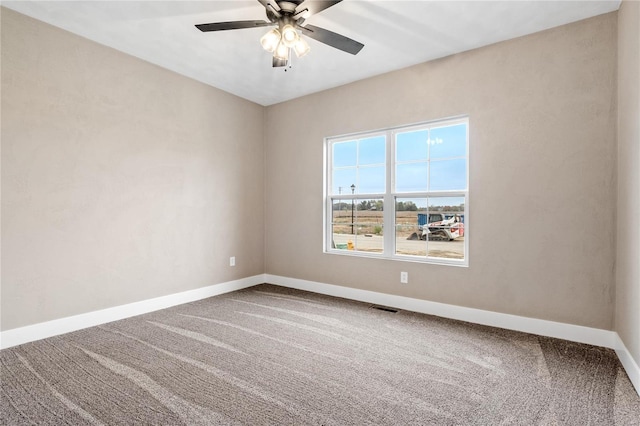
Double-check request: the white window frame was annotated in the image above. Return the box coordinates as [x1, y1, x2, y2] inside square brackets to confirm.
[323, 116, 469, 266]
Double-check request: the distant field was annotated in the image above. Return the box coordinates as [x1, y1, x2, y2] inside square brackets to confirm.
[332, 210, 424, 237]
[331, 210, 464, 259]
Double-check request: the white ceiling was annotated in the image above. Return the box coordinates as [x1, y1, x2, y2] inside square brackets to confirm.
[3, 1, 621, 106]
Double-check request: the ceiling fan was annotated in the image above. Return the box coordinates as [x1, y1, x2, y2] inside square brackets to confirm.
[195, 0, 364, 68]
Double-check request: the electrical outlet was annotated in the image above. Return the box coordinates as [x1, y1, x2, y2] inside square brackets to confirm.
[400, 271, 408, 284]
[230, 256, 236, 267]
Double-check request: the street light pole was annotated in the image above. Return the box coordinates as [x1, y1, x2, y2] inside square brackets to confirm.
[350, 184, 355, 234]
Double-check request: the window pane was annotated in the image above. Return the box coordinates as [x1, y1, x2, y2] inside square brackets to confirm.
[333, 141, 357, 167]
[333, 136, 386, 195]
[353, 199, 384, 253]
[332, 168, 357, 195]
[332, 199, 352, 221]
[359, 136, 385, 165]
[429, 159, 467, 191]
[397, 130, 428, 162]
[331, 199, 383, 253]
[331, 199, 352, 250]
[395, 198, 427, 256]
[426, 196, 465, 260]
[429, 123, 467, 159]
[396, 162, 428, 192]
[358, 166, 385, 194]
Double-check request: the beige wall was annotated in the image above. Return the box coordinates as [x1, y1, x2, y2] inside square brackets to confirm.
[1, 7, 624, 336]
[1, 8, 265, 331]
[265, 13, 618, 330]
[616, 1, 640, 367]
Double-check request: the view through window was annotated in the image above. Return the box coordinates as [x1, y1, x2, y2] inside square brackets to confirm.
[326, 116, 468, 265]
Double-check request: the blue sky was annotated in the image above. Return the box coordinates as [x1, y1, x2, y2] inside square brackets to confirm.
[332, 123, 467, 201]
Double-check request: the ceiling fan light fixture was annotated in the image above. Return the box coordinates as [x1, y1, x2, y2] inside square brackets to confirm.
[293, 37, 310, 58]
[281, 24, 299, 48]
[274, 40, 290, 61]
[260, 28, 281, 52]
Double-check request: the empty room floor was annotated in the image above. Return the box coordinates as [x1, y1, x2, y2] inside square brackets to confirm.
[2, 284, 639, 425]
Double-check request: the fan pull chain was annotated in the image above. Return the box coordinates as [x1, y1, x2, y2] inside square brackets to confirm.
[284, 47, 293, 72]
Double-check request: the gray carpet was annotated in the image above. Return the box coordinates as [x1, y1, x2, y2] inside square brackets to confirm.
[1, 284, 639, 425]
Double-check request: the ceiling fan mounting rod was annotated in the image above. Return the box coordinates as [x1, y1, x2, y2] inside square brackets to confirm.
[266, 1, 301, 25]
[276, 1, 302, 14]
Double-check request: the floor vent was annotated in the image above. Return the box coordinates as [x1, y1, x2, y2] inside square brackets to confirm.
[370, 305, 399, 313]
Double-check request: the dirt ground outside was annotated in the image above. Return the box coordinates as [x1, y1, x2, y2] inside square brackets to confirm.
[331, 210, 464, 259]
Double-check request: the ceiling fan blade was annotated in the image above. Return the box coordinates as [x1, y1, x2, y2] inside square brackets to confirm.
[298, 1, 343, 17]
[300, 24, 364, 55]
[195, 20, 272, 32]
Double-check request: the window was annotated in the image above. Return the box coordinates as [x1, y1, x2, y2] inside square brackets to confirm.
[324, 116, 468, 265]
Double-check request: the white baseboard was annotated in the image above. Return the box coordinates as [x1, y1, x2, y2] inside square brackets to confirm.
[265, 274, 617, 349]
[3, 273, 637, 397]
[267, 274, 640, 396]
[615, 333, 640, 396]
[0, 274, 265, 350]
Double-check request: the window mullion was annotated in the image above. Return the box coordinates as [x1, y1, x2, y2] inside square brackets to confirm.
[384, 130, 395, 256]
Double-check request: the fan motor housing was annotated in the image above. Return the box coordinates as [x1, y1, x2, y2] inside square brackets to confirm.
[277, 1, 303, 13]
